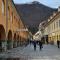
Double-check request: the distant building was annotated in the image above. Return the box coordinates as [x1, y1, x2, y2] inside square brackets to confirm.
[39, 7, 60, 45]
[33, 31, 42, 40]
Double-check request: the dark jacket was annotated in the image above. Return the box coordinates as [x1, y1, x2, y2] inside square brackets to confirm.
[39, 41, 42, 46]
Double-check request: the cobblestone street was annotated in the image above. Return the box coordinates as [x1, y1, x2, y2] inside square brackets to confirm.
[0, 0, 60, 60]
[0, 44, 60, 60]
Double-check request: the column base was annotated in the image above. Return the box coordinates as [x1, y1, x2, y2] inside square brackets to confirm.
[7, 40, 13, 50]
[0, 40, 7, 52]
[13, 41, 17, 48]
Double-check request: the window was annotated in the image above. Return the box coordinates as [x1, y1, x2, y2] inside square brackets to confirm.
[56, 21, 58, 28]
[8, 6, 10, 20]
[12, 12, 13, 23]
[14, 16, 15, 19]
[59, 20, 60, 27]
[59, 35, 60, 40]
[57, 35, 58, 40]
[2, 0, 5, 15]
[51, 24, 53, 31]
[54, 22, 55, 29]
[11, 12, 13, 23]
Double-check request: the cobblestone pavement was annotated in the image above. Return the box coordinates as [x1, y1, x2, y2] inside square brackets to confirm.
[0, 44, 60, 60]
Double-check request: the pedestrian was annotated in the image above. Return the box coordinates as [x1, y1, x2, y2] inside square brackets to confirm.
[29, 40, 31, 45]
[39, 40, 43, 50]
[57, 40, 60, 48]
[33, 41, 36, 51]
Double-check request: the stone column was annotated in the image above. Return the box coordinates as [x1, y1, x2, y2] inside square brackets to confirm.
[14, 41, 17, 48]
[10, 41, 13, 49]
[2, 40, 7, 52]
[17, 41, 20, 47]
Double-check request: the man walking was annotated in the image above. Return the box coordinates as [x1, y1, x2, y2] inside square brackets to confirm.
[33, 41, 36, 51]
[39, 40, 43, 50]
[57, 40, 60, 48]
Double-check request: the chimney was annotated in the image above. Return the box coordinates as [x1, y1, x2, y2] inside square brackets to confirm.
[58, 6, 60, 12]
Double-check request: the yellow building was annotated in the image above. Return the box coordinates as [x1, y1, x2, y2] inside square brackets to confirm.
[43, 7, 60, 45]
[0, 0, 29, 52]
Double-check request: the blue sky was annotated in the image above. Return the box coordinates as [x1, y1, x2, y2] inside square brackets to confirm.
[13, 0, 60, 8]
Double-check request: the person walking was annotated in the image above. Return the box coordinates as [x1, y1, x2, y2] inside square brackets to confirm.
[57, 40, 60, 48]
[33, 41, 36, 51]
[39, 40, 43, 50]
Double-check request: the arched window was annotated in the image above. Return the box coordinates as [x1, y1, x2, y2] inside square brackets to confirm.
[59, 20, 60, 27]
[2, 0, 5, 15]
[8, 6, 10, 20]
[11, 12, 13, 23]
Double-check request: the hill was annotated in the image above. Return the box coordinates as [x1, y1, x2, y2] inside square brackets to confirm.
[15, 1, 57, 34]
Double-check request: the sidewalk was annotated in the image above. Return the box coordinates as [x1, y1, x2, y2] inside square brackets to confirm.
[0, 44, 60, 60]
[0, 46, 24, 58]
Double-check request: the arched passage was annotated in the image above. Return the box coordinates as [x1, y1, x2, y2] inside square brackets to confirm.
[13, 33, 17, 48]
[0, 25, 6, 52]
[19, 36, 22, 46]
[17, 35, 20, 47]
[17, 35, 19, 41]
[8, 30, 12, 40]
[14, 33, 16, 41]
[7, 30, 13, 49]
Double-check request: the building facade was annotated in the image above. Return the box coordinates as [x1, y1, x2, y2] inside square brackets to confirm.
[42, 8, 60, 45]
[0, 0, 29, 52]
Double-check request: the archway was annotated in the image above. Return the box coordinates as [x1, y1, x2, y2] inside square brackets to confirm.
[13, 33, 17, 48]
[0, 25, 6, 52]
[17, 35, 20, 47]
[7, 30, 12, 49]
[19, 36, 21, 46]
